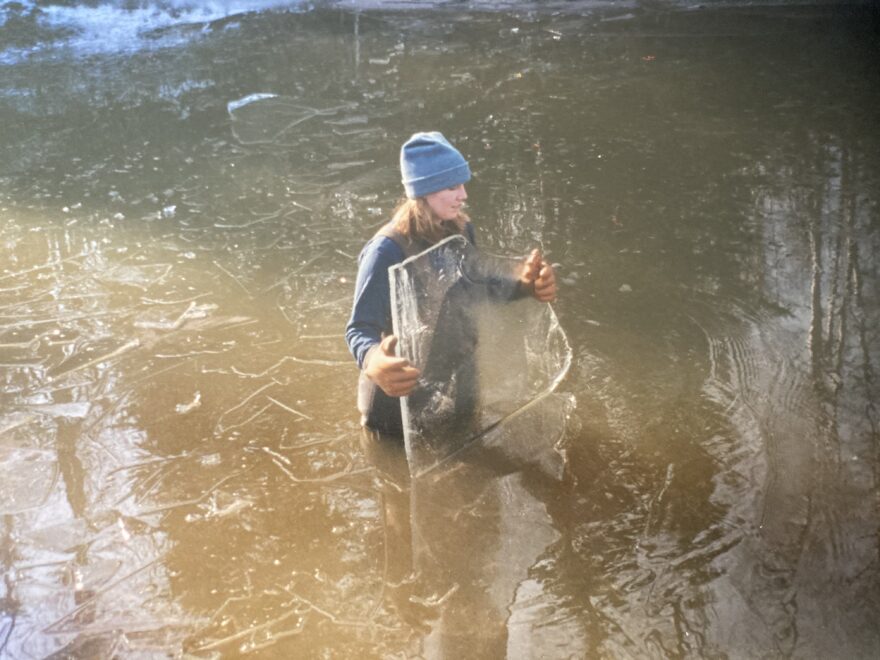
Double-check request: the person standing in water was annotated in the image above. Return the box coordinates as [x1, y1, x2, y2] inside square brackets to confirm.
[345, 131, 557, 436]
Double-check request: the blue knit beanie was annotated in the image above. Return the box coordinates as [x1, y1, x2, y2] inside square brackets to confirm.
[400, 132, 471, 199]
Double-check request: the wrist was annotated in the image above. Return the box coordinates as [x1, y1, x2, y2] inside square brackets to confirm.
[362, 344, 379, 373]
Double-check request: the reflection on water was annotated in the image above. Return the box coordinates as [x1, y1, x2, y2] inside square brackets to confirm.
[1, 2, 879, 658]
[361, 393, 576, 658]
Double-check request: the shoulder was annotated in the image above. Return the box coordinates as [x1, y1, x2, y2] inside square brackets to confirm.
[358, 235, 406, 269]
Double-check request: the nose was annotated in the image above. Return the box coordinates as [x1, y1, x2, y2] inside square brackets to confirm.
[457, 185, 467, 201]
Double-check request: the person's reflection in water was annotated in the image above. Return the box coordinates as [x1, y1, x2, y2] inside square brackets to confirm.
[361, 428, 511, 657]
[361, 395, 573, 659]
[359, 429, 436, 634]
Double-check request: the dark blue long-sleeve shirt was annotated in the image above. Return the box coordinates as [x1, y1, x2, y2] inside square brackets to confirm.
[345, 223, 477, 369]
[345, 235, 405, 368]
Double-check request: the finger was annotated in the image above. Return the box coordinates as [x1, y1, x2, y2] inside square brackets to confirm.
[535, 274, 554, 290]
[521, 249, 541, 278]
[382, 378, 418, 396]
[535, 268, 555, 289]
[535, 280, 555, 297]
[534, 279, 557, 301]
[386, 366, 420, 382]
[538, 264, 555, 280]
[536, 274, 556, 290]
[383, 357, 418, 372]
[380, 334, 398, 355]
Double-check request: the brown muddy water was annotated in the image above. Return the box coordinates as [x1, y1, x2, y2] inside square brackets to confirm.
[1, 2, 879, 658]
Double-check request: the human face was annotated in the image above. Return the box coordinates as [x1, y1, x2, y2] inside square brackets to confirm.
[424, 184, 467, 221]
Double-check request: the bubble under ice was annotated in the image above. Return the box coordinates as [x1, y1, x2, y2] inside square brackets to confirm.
[390, 235, 572, 477]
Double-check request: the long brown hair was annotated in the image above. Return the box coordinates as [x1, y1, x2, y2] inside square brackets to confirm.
[390, 197, 469, 246]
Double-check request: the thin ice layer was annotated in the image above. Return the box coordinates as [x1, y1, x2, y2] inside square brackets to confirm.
[389, 235, 571, 476]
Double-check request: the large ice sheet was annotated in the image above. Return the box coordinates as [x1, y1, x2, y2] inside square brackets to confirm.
[389, 235, 571, 476]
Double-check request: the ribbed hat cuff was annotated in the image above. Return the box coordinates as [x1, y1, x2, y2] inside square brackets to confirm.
[403, 162, 471, 199]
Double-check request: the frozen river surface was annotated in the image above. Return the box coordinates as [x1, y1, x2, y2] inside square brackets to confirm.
[0, 1, 878, 657]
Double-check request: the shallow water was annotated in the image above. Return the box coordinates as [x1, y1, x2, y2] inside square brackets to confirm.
[1, 1, 879, 658]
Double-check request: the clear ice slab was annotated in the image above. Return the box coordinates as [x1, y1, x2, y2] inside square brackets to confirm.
[389, 235, 572, 477]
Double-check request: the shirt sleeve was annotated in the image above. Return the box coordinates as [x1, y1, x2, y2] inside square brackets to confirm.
[345, 237, 404, 369]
